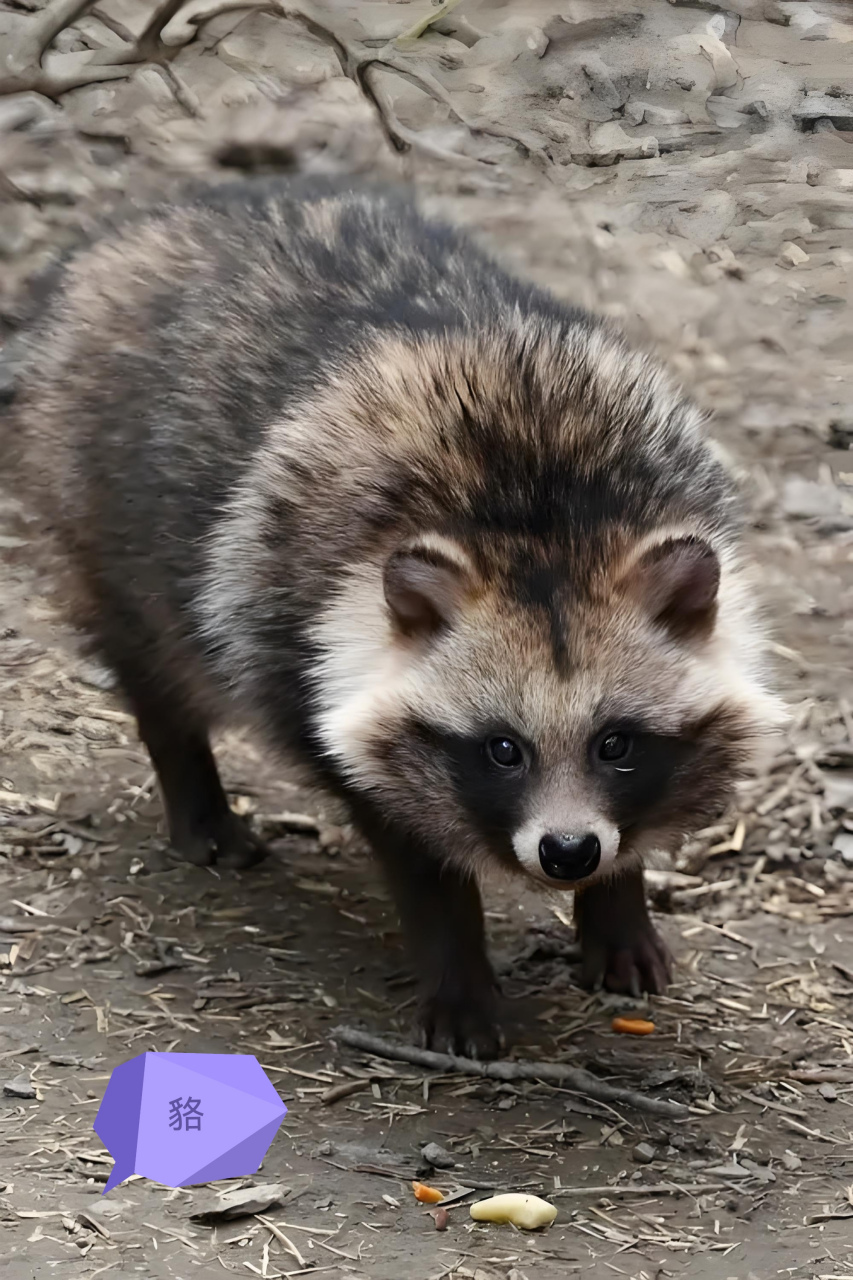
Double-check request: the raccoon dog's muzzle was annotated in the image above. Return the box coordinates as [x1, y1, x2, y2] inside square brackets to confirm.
[538, 832, 602, 882]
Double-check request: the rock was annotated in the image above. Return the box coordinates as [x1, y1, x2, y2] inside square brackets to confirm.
[74, 660, 118, 690]
[828, 421, 853, 451]
[782, 1150, 802, 1170]
[643, 104, 690, 127]
[832, 833, 853, 866]
[793, 92, 853, 131]
[580, 57, 629, 112]
[624, 100, 689, 127]
[819, 1083, 837, 1102]
[672, 26, 737, 94]
[81, 1195, 132, 1220]
[421, 1142, 456, 1169]
[49, 1053, 83, 1066]
[812, 170, 853, 194]
[622, 101, 645, 127]
[632, 1142, 656, 1164]
[783, 3, 834, 40]
[190, 1183, 288, 1223]
[706, 97, 751, 129]
[4, 1074, 36, 1098]
[585, 121, 659, 166]
[778, 241, 809, 268]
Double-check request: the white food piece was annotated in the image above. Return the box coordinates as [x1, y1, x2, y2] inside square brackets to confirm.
[469, 1193, 557, 1229]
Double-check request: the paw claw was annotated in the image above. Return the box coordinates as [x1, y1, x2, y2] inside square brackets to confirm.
[418, 982, 502, 1061]
[171, 814, 269, 870]
[580, 924, 672, 998]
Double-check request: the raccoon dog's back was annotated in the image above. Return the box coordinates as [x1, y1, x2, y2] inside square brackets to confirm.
[13, 176, 777, 839]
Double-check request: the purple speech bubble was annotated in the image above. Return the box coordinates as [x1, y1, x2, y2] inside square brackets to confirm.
[93, 1052, 287, 1193]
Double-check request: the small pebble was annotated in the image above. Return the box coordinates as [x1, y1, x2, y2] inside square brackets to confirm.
[433, 1206, 449, 1231]
[421, 1142, 455, 1169]
[778, 241, 809, 269]
[4, 1074, 36, 1099]
[782, 1150, 802, 1171]
[833, 832, 853, 866]
[819, 1083, 837, 1102]
[632, 1142, 656, 1164]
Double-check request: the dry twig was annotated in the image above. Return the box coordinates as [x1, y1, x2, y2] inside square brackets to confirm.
[331, 1026, 688, 1118]
[0, 0, 549, 165]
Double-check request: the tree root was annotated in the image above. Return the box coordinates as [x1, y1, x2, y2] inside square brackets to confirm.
[0, 0, 181, 98]
[331, 1025, 689, 1119]
[0, 0, 551, 168]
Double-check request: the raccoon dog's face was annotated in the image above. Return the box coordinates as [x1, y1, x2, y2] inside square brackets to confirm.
[312, 525, 783, 889]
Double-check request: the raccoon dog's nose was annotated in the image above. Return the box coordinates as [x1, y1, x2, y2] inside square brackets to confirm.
[538, 833, 601, 882]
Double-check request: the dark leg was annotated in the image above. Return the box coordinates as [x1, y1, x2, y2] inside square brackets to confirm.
[366, 823, 502, 1059]
[574, 863, 672, 996]
[133, 697, 267, 869]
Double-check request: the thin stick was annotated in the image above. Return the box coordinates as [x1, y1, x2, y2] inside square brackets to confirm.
[331, 1027, 688, 1119]
[320, 1078, 371, 1105]
[255, 1216, 307, 1268]
[552, 1182, 728, 1198]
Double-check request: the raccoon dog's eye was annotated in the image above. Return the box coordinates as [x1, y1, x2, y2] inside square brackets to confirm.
[598, 732, 632, 763]
[488, 737, 524, 769]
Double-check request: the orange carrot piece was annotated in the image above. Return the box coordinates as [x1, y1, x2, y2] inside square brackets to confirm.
[612, 1016, 655, 1036]
[412, 1181, 444, 1204]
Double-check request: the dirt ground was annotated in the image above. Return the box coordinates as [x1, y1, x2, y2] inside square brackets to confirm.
[2, 1, 853, 1277]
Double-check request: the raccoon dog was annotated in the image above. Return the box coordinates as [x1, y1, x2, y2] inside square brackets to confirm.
[12, 177, 783, 1057]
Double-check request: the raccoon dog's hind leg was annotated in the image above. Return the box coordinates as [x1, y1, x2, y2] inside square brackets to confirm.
[83, 598, 267, 869]
[132, 691, 268, 870]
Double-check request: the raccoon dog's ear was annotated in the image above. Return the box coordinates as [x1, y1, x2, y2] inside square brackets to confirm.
[383, 538, 475, 638]
[626, 536, 720, 639]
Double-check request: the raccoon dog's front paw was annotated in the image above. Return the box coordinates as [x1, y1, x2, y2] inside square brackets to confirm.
[418, 977, 504, 1060]
[575, 865, 673, 997]
[580, 920, 672, 997]
[170, 810, 270, 870]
